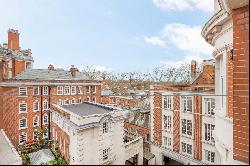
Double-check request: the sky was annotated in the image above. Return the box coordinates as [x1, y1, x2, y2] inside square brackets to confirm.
[0, 0, 214, 72]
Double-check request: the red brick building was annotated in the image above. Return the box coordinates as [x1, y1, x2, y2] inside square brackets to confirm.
[0, 29, 102, 148]
[150, 59, 218, 165]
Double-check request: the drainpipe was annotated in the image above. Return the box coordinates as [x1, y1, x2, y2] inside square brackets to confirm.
[40, 86, 43, 129]
[48, 86, 51, 140]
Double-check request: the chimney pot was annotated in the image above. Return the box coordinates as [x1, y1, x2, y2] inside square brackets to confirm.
[70, 65, 78, 77]
[48, 64, 55, 70]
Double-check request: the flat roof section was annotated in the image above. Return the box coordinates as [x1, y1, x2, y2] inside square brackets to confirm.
[61, 103, 113, 117]
[0, 130, 22, 165]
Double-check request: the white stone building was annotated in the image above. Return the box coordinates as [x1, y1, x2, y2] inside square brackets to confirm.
[50, 102, 143, 165]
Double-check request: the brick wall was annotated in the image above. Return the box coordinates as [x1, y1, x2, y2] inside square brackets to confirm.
[0, 82, 102, 148]
[227, 50, 234, 118]
[152, 92, 162, 144]
[51, 122, 70, 163]
[12, 59, 26, 77]
[232, 5, 249, 163]
[193, 96, 202, 160]
[173, 95, 180, 152]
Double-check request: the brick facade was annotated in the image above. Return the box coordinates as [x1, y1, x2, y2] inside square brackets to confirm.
[0, 82, 101, 148]
[232, 5, 249, 163]
[151, 61, 215, 163]
[51, 122, 70, 163]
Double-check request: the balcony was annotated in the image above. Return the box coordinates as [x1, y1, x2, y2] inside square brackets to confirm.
[124, 136, 143, 165]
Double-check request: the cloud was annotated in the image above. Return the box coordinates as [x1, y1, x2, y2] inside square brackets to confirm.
[160, 23, 213, 58]
[145, 23, 214, 66]
[144, 36, 165, 47]
[152, 0, 213, 12]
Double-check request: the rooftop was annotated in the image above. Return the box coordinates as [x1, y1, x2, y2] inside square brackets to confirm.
[0, 130, 22, 165]
[61, 102, 114, 116]
[13, 69, 92, 81]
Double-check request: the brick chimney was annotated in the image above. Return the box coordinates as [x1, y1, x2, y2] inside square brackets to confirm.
[48, 64, 55, 70]
[191, 60, 197, 78]
[70, 65, 78, 77]
[8, 29, 20, 51]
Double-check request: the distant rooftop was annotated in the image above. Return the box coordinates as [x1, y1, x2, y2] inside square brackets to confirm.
[13, 69, 91, 81]
[61, 102, 114, 116]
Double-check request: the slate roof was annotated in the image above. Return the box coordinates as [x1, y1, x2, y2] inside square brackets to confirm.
[61, 103, 113, 116]
[0, 45, 33, 61]
[13, 69, 91, 80]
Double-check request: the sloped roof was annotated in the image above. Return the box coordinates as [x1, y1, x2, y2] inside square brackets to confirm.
[13, 69, 91, 81]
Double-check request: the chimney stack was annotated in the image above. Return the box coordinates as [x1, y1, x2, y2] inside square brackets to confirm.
[70, 65, 78, 77]
[191, 60, 197, 78]
[48, 64, 55, 70]
[3, 43, 8, 49]
[8, 29, 20, 51]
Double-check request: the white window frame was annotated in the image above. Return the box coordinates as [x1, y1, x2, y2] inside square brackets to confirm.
[64, 86, 70, 95]
[181, 96, 193, 113]
[204, 149, 215, 164]
[33, 116, 39, 127]
[86, 96, 90, 102]
[71, 98, 76, 104]
[33, 130, 38, 140]
[93, 86, 96, 93]
[43, 114, 49, 124]
[43, 86, 49, 95]
[19, 87, 27, 96]
[163, 115, 172, 132]
[43, 127, 49, 139]
[71, 86, 76, 95]
[57, 86, 63, 95]
[204, 123, 215, 144]
[102, 148, 110, 161]
[19, 118, 27, 129]
[43, 100, 49, 110]
[203, 97, 215, 116]
[19, 132, 27, 144]
[93, 97, 96, 103]
[102, 122, 109, 134]
[78, 86, 83, 94]
[181, 119, 193, 137]
[64, 99, 70, 105]
[33, 87, 39, 96]
[19, 102, 27, 113]
[33, 100, 39, 112]
[181, 142, 193, 156]
[86, 85, 91, 93]
[163, 95, 173, 110]
[163, 136, 172, 149]
[78, 98, 82, 104]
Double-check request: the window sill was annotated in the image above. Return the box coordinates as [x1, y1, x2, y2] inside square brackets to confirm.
[181, 134, 193, 140]
[202, 140, 215, 145]
[19, 127, 28, 130]
[19, 111, 28, 114]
